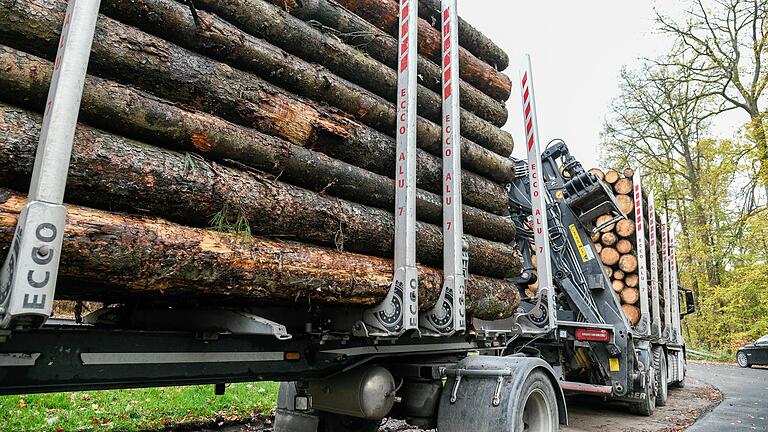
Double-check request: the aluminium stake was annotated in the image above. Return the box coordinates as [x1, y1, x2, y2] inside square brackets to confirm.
[420, 0, 466, 336]
[357, 0, 419, 337]
[0, 0, 101, 329]
[632, 170, 651, 336]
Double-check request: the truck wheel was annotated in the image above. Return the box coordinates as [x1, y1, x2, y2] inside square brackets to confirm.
[653, 347, 668, 406]
[629, 366, 656, 416]
[317, 412, 381, 432]
[515, 370, 559, 432]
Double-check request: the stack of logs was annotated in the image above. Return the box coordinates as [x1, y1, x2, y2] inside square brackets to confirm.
[0, 0, 523, 319]
[588, 168, 642, 326]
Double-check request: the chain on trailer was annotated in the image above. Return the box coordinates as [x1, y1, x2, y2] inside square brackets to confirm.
[518, 55, 556, 333]
[0, 0, 101, 330]
[358, 0, 419, 337]
[632, 170, 651, 336]
[420, 0, 468, 336]
[647, 191, 662, 338]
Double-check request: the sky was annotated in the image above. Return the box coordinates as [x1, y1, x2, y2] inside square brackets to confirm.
[459, 1, 672, 169]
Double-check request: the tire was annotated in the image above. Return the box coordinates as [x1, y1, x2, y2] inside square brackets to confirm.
[317, 412, 381, 432]
[514, 370, 559, 432]
[629, 364, 656, 416]
[737, 351, 751, 368]
[653, 346, 669, 407]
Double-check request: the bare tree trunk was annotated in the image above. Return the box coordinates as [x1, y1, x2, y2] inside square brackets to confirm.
[0, 104, 521, 278]
[0, 190, 521, 319]
[0, 46, 515, 243]
[0, 0, 514, 214]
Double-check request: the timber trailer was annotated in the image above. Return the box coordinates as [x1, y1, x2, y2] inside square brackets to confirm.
[0, 0, 694, 430]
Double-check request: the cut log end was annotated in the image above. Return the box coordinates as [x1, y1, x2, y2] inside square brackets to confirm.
[622, 304, 640, 326]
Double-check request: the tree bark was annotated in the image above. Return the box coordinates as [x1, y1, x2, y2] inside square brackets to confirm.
[101, 0, 514, 157]
[330, 0, 512, 101]
[0, 46, 514, 243]
[0, 0, 513, 214]
[0, 105, 520, 278]
[414, 0, 509, 71]
[261, 0, 508, 128]
[0, 190, 520, 319]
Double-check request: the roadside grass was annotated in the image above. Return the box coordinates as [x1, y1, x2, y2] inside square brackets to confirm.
[0, 382, 279, 432]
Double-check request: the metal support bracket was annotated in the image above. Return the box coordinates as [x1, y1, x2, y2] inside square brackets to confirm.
[669, 231, 682, 344]
[661, 220, 672, 341]
[0, 0, 101, 329]
[420, 0, 466, 337]
[357, 0, 419, 337]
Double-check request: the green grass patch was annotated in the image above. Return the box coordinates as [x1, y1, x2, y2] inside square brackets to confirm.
[0, 382, 278, 432]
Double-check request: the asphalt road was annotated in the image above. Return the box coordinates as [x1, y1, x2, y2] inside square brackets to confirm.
[687, 362, 768, 431]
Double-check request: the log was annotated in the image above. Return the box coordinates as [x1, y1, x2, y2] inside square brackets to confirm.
[616, 219, 635, 237]
[331, 0, 513, 101]
[613, 270, 625, 280]
[101, 0, 513, 158]
[594, 243, 603, 254]
[589, 168, 605, 181]
[604, 170, 620, 184]
[590, 231, 601, 242]
[612, 279, 625, 293]
[258, 0, 508, 129]
[618, 254, 638, 273]
[0, 46, 514, 243]
[0, 0, 514, 213]
[0, 190, 520, 319]
[620, 287, 640, 305]
[415, 0, 509, 70]
[616, 194, 634, 215]
[596, 214, 615, 233]
[624, 273, 639, 288]
[604, 266, 613, 278]
[601, 232, 618, 247]
[622, 304, 640, 326]
[623, 168, 635, 178]
[600, 247, 620, 266]
[614, 178, 633, 195]
[616, 239, 633, 254]
[0, 105, 520, 278]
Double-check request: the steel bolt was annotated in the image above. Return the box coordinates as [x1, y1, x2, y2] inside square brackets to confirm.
[37, 246, 51, 258]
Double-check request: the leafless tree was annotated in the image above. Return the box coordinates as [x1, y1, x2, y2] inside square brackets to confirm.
[656, 0, 768, 191]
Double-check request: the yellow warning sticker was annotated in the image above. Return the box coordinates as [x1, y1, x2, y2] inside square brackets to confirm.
[569, 224, 592, 262]
[609, 357, 620, 372]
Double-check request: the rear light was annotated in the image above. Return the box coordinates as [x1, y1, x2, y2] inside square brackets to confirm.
[575, 328, 611, 342]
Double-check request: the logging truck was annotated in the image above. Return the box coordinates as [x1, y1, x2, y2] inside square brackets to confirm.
[0, 0, 694, 430]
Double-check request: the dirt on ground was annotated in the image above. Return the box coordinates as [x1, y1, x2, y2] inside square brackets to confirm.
[563, 378, 722, 432]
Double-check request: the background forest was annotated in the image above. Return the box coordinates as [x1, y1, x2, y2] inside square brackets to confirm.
[602, 0, 768, 357]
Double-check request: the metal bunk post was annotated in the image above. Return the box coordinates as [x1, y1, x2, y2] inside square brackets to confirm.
[519, 56, 556, 332]
[648, 191, 662, 338]
[632, 170, 651, 336]
[0, 0, 101, 329]
[358, 0, 419, 337]
[660, 220, 672, 340]
[669, 231, 682, 344]
[420, 0, 466, 336]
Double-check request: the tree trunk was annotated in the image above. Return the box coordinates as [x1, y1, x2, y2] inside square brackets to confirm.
[330, 0, 512, 101]
[0, 190, 520, 319]
[589, 168, 605, 181]
[622, 304, 640, 326]
[414, 0, 509, 71]
[0, 46, 514, 244]
[613, 270, 625, 280]
[595, 214, 616, 233]
[620, 288, 640, 304]
[616, 194, 634, 215]
[616, 219, 635, 237]
[616, 239, 633, 254]
[0, 105, 520, 278]
[624, 273, 639, 288]
[614, 178, 633, 195]
[261, 0, 508, 128]
[101, 0, 514, 157]
[618, 254, 638, 273]
[611, 279, 625, 293]
[600, 247, 620, 266]
[601, 232, 618, 246]
[0, 0, 513, 214]
[604, 170, 620, 184]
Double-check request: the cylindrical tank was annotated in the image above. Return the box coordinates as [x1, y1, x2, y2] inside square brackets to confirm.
[309, 365, 396, 420]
